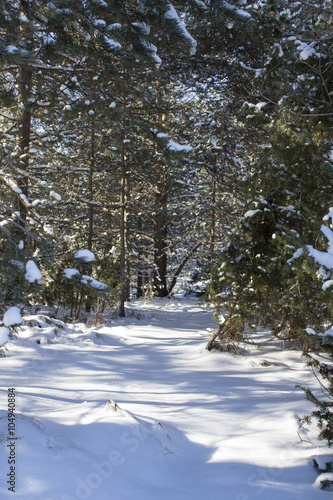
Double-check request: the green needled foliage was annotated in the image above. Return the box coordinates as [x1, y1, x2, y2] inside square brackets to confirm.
[0, 0, 250, 312]
[206, 0, 333, 447]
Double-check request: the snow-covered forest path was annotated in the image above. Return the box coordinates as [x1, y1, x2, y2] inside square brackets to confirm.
[0, 298, 329, 499]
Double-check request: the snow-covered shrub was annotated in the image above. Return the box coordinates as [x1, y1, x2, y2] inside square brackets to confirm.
[0, 306, 23, 355]
[45, 249, 110, 319]
[207, 118, 333, 351]
[0, 252, 44, 310]
[311, 455, 333, 491]
[296, 211, 333, 448]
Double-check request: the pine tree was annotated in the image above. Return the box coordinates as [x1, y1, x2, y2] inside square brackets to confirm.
[296, 211, 333, 447]
[0, 0, 263, 312]
[206, 0, 333, 349]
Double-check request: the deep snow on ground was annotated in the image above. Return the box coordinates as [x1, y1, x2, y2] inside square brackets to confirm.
[0, 298, 332, 499]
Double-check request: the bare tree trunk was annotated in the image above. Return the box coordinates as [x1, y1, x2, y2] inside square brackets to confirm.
[210, 165, 216, 284]
[168, 241, 204, 296]
[125, 166, 131, 302]
[153, 187, 168, 297]
[152, 86, 169, 298]
[119, 151, 126, 316]
[137, 272, 143, 298]
[85, 93, 96, 314]
[87, 103, 95, 252]
[16, 8, 33, 227]
[136, 217, 144, 298]
[119, 84, 127, 317]
[206, 297, 239, 351]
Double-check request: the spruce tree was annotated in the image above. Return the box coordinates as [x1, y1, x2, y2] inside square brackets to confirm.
[206, 0, 333, 349]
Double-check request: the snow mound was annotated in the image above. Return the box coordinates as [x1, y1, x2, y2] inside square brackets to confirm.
[74, 249, 95, 262]
[313, 472, 333, 491]
[0, 404, 178, 500]
[3, 306, 22, 327]
[0, 298, 327, 499]
[20, 313, 108, 346]
[63, 268, 80, 279]
[313, 453, 333, 472]
[81, 274, 108, 290]
[166, 139, 193, 153]
[0, 412, 80, 498]
[0, 326, 10, 345]
[20, 314, 66, 342]
[25, 260, 42, 283]
[0, 412, 76, 451]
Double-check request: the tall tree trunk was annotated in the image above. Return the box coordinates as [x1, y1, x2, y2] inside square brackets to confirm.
[136, 217, 145, 298]
[210, 164, 217, 285]
[16, 66, 32, 223]
[137, 272, 143, 298]
[152, 83, 169, 298]
[85, 95, 96, 314]
[16, 7, 33, 228]
[153, 187, 168, 297]
[136, 217, 143, 298]
[87, 103, 95, 252]
[119, 148, 126, 316]
[125, 165, 131, 302]
[119, 84, 127, 317]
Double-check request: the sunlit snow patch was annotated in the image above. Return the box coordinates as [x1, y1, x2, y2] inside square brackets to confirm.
[3, 306, 22, 327]
[81, 275, 108, 290]
[74, 249, 95, 262]
[63, 268, 80, 279]
[0, 327, 10, 345]
[25, 260, 42, 284]
[166, 140, 193, 153]
[0, 404, 176, 500]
